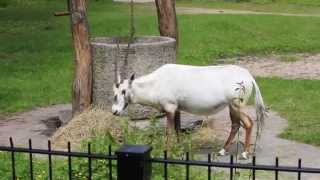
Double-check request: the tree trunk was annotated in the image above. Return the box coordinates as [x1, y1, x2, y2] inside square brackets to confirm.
[155, 0, 179, 45]
[69, 0, 92, 115]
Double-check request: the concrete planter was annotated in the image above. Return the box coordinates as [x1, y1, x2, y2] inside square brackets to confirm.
[91, 36, 176, 119]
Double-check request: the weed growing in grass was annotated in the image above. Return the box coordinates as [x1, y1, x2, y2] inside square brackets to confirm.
[279, 54, 300, 63]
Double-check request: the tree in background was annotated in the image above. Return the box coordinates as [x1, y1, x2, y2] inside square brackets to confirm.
[155, 0, 179, 45]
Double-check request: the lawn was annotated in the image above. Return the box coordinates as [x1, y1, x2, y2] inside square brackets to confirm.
[0, 1, 73, 112]
[258, 78, 320, 146]
[0, 0, 320, 146]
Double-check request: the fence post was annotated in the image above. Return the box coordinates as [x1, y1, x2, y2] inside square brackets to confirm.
[116, 145, 152, 180]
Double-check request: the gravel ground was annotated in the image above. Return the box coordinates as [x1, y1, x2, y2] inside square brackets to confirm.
[218, 53, 320, 80]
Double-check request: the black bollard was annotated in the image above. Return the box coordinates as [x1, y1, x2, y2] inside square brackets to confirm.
[116, 144, 152, 180]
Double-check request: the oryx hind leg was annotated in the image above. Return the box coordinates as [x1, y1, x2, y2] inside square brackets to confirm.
[218, 103, 241, 156]
[239, 111, 253, 160]
[221, 99, 253, 160]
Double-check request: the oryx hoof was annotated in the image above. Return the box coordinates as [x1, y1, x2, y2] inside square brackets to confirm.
[240, 152, 249, 160]
[218, 149, 227, 156]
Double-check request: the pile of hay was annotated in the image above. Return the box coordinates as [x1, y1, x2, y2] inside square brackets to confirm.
[51, 107, 220, 151]
[192, 124, 218, 148]
[51, 108, 125, 150]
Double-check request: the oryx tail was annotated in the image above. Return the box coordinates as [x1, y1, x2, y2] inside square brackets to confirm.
[252, 78, 267, 139]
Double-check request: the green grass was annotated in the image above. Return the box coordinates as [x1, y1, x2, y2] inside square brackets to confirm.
[178, 14, 320, 65]
[258, 78, 320, 146]
[1, 0, 320, 113]
[0, 1, 73, 112]
[1, 0, 320, 145]
[177, 0, 320, 15]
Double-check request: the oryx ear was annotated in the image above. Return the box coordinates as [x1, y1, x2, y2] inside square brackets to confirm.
[113, 83, 119, 92]
[129, 73, 135, 85]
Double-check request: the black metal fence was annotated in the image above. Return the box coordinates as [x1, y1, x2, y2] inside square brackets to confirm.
[0, 138, 320, 180]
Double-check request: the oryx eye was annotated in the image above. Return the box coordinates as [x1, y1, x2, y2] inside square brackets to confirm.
[122, 90, 126, 95]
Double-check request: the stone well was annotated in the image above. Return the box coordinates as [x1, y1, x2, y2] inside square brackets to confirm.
[91, 36, 176, 119]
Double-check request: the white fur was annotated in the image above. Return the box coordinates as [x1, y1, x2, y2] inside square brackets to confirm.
[112, 64, 266, 158]
[113, 64, 265, 116]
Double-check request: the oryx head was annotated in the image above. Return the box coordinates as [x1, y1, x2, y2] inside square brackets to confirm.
[111, 73, 135, 116]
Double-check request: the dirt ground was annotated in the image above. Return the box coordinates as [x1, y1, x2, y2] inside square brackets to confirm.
[0, 104, 71, 149]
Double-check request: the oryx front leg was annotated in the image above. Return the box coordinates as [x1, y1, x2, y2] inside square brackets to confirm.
[165, 111, 175, 136]
[174, 110, 181, 139]
[163, 103, 178, 140]
[165, 110, 181, 143]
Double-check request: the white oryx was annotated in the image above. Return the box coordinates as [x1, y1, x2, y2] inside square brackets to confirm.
[112, 64, 267, 159]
